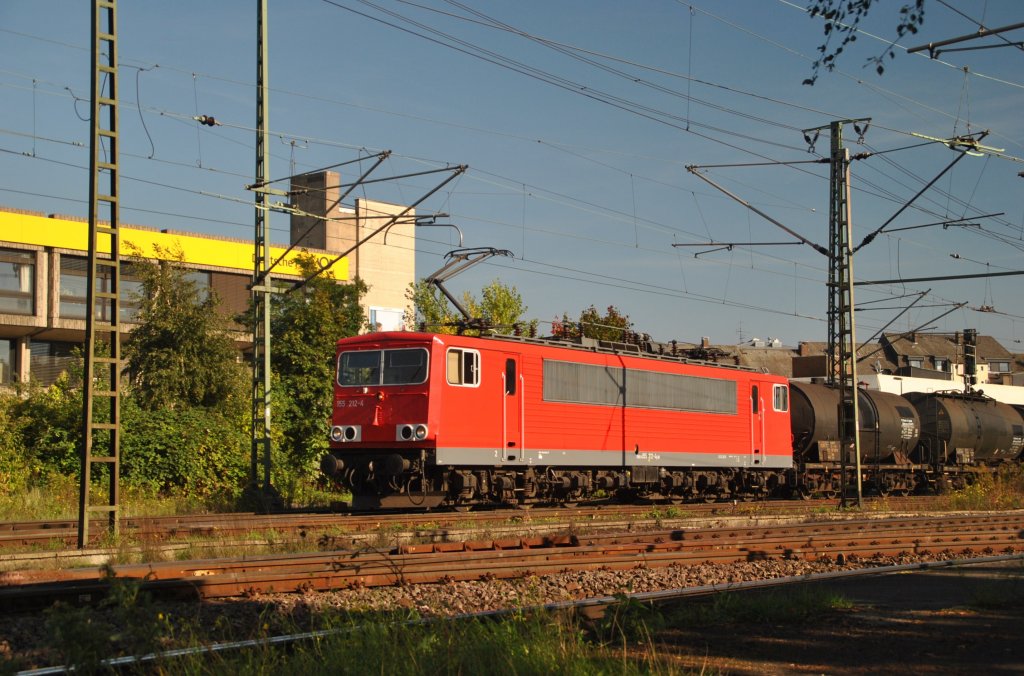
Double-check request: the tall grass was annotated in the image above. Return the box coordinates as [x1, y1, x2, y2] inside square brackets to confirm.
[943, 465, 1024, 511]
[33, 587, 688, 676]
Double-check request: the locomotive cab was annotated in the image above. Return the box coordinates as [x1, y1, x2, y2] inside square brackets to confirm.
[322, 334, 441, 508]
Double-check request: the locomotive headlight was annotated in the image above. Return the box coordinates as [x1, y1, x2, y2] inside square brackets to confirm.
[330, 425, 361, 443]
[396, 423, 429, 442]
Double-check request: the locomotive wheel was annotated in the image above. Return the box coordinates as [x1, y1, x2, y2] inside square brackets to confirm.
[562, 502, 579, 509]
[452, 504, 473, 513]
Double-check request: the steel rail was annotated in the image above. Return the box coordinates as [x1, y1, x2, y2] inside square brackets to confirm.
[17, 552, 1024, 676]
[2, 514, 1021, 612]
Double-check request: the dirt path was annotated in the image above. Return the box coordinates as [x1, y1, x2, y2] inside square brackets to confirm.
[653, 559, 1024, 675]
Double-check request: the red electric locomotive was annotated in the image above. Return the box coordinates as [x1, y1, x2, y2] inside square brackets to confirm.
[321, 331, 792, 509]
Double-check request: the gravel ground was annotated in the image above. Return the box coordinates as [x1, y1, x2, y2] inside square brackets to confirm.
[3, 550, 1016, 672]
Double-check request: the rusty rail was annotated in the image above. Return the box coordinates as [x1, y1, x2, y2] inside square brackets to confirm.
[1, 513, 1020, 613]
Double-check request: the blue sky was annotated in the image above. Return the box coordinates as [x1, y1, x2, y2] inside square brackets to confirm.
[1, 1, 1021, 347]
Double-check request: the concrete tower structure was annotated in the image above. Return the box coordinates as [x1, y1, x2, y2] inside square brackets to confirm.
[290, 170, 413, 331]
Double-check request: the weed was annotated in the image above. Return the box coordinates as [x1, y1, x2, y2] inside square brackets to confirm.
[44, 564, 173, 671]
[168, 609, 679, 675]
[943, 465, 1024, 511]
[663, 586, 852, 628]
[592, 593, 666, 645]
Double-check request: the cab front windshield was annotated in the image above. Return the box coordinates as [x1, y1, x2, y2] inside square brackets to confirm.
[338, 348, 428, 386]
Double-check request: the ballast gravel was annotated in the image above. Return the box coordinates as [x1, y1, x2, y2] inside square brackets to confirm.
[0, 550, 974, 670]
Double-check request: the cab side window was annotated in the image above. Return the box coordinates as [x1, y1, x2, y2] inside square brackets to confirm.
[773, 384, 789, 412]
[446, 348, 480, 386]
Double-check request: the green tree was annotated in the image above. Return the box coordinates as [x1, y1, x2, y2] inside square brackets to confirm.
[554, 305, 633, 342]
[804, 0, 926, 84]
[478, 279, 531, 330]
[405, 278, 532, 334]
[404, 281, 461, 334]
[269, 254, 367, 476]
[123, 244, 248, 414]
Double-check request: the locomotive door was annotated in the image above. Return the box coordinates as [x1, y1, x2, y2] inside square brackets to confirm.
[750, 383, 764, 466]
[502, 355, 524, 461]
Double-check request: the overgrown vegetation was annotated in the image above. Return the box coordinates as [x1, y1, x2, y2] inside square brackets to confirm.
[265, 255, 366, 483]
[27, 588, 686, 675]
[0, 250, 366, 517]
[943, 465, 1024, 511]
[14, 574, 856, 674]
[552, 304, 634, 342]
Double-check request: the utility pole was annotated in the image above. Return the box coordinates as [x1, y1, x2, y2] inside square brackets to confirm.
[689, 118, 869, 507]
[247, 0, 277, 509]
[799, 120, 868, 507]
[687, 122, 995, 508]
[79, 0, 122, 548]
[823, 120, 864, 508]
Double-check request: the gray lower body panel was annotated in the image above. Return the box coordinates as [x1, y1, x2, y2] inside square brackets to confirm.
[434, 447, 791, 470]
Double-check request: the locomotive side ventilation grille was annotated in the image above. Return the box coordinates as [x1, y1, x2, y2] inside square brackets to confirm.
[543, 360, 737, 414]
[543, 360, 624, 407]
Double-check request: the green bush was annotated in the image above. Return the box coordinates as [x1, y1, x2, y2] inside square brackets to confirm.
[10, 374, 83, 479]
[0, 392, 32, 494]
[121, 401, 248, 498]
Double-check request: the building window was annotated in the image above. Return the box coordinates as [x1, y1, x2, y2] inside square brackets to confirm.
[184, 270, 211, 303]
[990, 361, 1010, 373]
[907, 357, 923, 369]
[29, 340, 77, 387]
[0, 339, 13, 385]
[210, 272, 248, 329]
[446, 348, 479, 386]
[0, 249, 35, 315]
[369, 306, 404, 332]
[934, 358, 948, 372]
[59, 256, 143, 322]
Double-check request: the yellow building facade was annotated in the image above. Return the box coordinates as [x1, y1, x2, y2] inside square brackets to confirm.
[0, 179, 414, 385]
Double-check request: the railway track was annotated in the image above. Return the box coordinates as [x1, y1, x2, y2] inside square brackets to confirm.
[2, 512, 1020, 613]
[0, 496, 943, 551]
